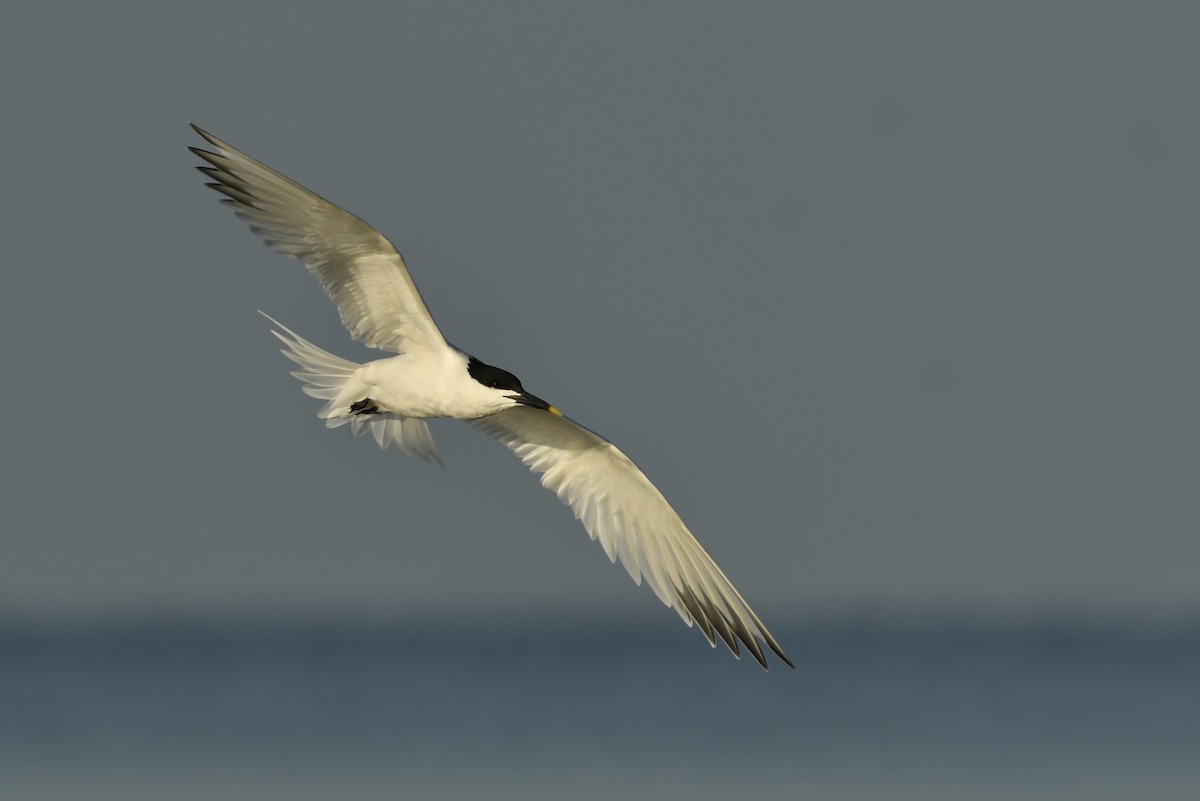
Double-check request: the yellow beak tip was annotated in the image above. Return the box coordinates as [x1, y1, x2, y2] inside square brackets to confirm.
[548, 405, 563, 416]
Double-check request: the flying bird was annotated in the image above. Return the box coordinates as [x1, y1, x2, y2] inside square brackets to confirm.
[189, 124, 793, 669]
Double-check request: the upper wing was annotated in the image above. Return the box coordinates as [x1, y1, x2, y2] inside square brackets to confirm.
[189, 124, 446, 353]
[471, 406, 793, 669]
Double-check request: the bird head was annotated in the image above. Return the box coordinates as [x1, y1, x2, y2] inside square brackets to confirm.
[467, 356, 562, 415]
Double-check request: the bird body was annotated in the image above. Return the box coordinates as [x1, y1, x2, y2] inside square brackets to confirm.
[190, 125, 793, 669]
[348, 348, 517, 421]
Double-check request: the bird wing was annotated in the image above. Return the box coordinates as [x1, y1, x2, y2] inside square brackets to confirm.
[471, 406, 793, 669]
[189, 124, 445, 353]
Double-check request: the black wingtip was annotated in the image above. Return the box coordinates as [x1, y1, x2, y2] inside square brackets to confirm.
[189, 124, 234, 160]
[751, 642, 794, 672]
[767, 640, 796, 670]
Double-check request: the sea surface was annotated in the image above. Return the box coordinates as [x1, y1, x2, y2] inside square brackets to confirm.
[2, 616, 1197, 800]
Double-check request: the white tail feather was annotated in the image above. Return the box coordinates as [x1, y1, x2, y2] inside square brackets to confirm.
[260, 312, 442, 464]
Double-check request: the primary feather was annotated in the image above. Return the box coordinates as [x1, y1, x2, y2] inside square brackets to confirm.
[472, 407, 793, 668]
[190, 124, 445, 353]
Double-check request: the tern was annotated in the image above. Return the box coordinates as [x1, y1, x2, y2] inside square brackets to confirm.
[189, 124, 793, 669]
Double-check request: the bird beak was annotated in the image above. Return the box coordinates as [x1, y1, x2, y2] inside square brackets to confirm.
[513, 392, 563, 416]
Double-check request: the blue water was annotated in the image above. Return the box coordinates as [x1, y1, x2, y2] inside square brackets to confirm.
[2, 617, 1197, 800]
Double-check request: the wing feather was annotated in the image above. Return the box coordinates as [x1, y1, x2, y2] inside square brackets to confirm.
[189, 125, 445, 353]
[471, 407, 793, 669]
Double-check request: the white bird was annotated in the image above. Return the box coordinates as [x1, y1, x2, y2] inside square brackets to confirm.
[189, 124, 793, 669]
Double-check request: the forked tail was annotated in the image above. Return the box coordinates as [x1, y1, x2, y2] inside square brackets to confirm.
[260, 312, 442, 464]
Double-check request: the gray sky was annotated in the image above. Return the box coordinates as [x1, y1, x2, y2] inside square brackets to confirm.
[2, 2, 1197, 624]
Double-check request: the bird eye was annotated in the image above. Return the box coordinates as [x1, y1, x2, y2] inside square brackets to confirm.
[492, 369, 521, 391]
